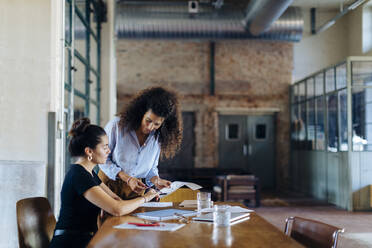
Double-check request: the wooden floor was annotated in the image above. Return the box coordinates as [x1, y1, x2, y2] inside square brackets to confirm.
[253, 194, 372, 248]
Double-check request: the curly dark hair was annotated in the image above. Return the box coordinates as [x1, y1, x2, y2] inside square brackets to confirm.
[118, 87, 183, 160]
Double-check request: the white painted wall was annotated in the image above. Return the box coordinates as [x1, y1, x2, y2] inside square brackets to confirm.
[293, 4, 372, 82]
[293, 8, 349, 82]
[0, 0, 64, 247]
[347, 5, 363, 56]
[0, 0, 52, 162]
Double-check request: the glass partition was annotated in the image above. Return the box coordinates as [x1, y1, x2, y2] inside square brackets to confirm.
[325, 68, 335, 93]
[339, 89, 348, 151]
[307, 98, 316, 149]
[299, 81, 306, 102]
[336, 63, 347, 89]
[327, 93, 338, 152]
[351, 61, 372, 151]
[315, 96, 325, 150]
[291, 58, 372, 153]
[315, 73, 324, 96]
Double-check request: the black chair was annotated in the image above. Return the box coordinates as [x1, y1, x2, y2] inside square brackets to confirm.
[284, 216, 344, 248]
[16, 197, 56, 248]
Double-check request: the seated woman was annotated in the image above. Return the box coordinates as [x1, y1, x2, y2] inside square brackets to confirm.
[49, 118, 158, 248]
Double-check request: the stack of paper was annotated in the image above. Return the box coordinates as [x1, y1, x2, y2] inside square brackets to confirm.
[114, 222, 185, 232]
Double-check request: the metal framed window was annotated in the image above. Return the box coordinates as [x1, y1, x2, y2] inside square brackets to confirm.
[64, 0, 103, 173]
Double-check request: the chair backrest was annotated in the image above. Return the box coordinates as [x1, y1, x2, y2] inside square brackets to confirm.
[16, 197, 56, 248]
[160, 188, 200, 202]
[284, 216, 344, 248]
[226, 174, 256, 186]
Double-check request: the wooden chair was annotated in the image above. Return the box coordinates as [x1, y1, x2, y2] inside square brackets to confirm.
[16, 197, 56, 248]
[284, 216, 344, 248]
[214, 174, 260, 207]
[160, 188, 200, 202]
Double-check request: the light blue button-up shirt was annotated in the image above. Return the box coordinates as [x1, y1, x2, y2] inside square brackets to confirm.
[99, 117, 160, 186]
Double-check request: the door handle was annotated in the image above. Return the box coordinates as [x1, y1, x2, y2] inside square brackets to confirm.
[248, 144, 252, 155]
[243, 144, 248, 156]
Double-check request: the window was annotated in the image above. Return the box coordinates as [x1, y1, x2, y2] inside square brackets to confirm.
[336, 63, 347, 89]
[255, 124, 267, 140]
[299, 81, 306, 102]
[315, 96, 325, 150]
[226, 124, 239, 140]
[325, 68, 335, 93]
[307, 99, 316, 150]
[327, 94, 338, 152]
[339, 90, 348, 151]
[64, 0, 103, 172]
[299, 102, 307, 149]
[352, 87, 372, 151]
[307, 78, 314, 99]
[315, 72, 324, 97]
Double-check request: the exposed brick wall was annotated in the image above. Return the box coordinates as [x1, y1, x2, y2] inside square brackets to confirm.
[116, 40, 293, 190]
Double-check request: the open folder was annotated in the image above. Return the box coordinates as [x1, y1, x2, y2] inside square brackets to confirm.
[134, 209, 197, 221]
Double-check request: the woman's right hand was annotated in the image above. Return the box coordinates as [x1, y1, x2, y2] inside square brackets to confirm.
[127, 177, 147, 194]
[144, 188, 159, 202]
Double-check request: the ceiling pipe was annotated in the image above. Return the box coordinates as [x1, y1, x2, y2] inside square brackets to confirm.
[244, 0, 294, 36]
[312, 0, 368, 34]
[115, 1, 303, 41]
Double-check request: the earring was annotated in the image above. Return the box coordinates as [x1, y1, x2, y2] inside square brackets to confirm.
[88, 155, 92, 161]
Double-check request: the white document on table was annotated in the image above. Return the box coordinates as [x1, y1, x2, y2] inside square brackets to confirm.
[228, 206, 254, 213]
[198, 206, 254, 213]
[114, 222, 185, 232]
[159, 181, 202, 198]
[140, 202, 173, 208]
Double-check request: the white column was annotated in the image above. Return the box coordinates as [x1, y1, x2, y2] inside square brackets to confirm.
[101, 0, 117, 126]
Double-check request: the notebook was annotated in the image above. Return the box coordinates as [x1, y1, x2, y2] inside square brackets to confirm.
[114, 222, 185, 232]
[135, 209, 197, 221]
[192, 212, 250, 223]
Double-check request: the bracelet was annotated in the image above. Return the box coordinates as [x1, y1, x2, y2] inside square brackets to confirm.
[142, 196, 147, 203]
[126, 176, 132, 185]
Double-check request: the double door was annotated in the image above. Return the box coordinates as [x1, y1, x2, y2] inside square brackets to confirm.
[218, 114, 275, 189]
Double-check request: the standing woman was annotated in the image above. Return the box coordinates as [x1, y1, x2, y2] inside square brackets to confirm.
[49, 118, 158, 248]
[99, 87, 183, 199]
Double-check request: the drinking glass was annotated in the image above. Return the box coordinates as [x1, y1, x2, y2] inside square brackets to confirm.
[197, 192, 212, 212]
[213, 205, 231, 227]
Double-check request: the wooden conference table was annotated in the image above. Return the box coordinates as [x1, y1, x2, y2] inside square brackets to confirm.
[87, 203, 304, 248]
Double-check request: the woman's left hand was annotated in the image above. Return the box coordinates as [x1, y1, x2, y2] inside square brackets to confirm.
[154, 178, 171, 189]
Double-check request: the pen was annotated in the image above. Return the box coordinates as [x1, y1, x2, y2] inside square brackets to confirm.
[127, 222, 160, 227]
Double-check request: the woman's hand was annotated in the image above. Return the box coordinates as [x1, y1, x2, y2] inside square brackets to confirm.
[127, 177, 147, 194]
[154, 178, 171, 190]
[144, 188, 159, 202]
